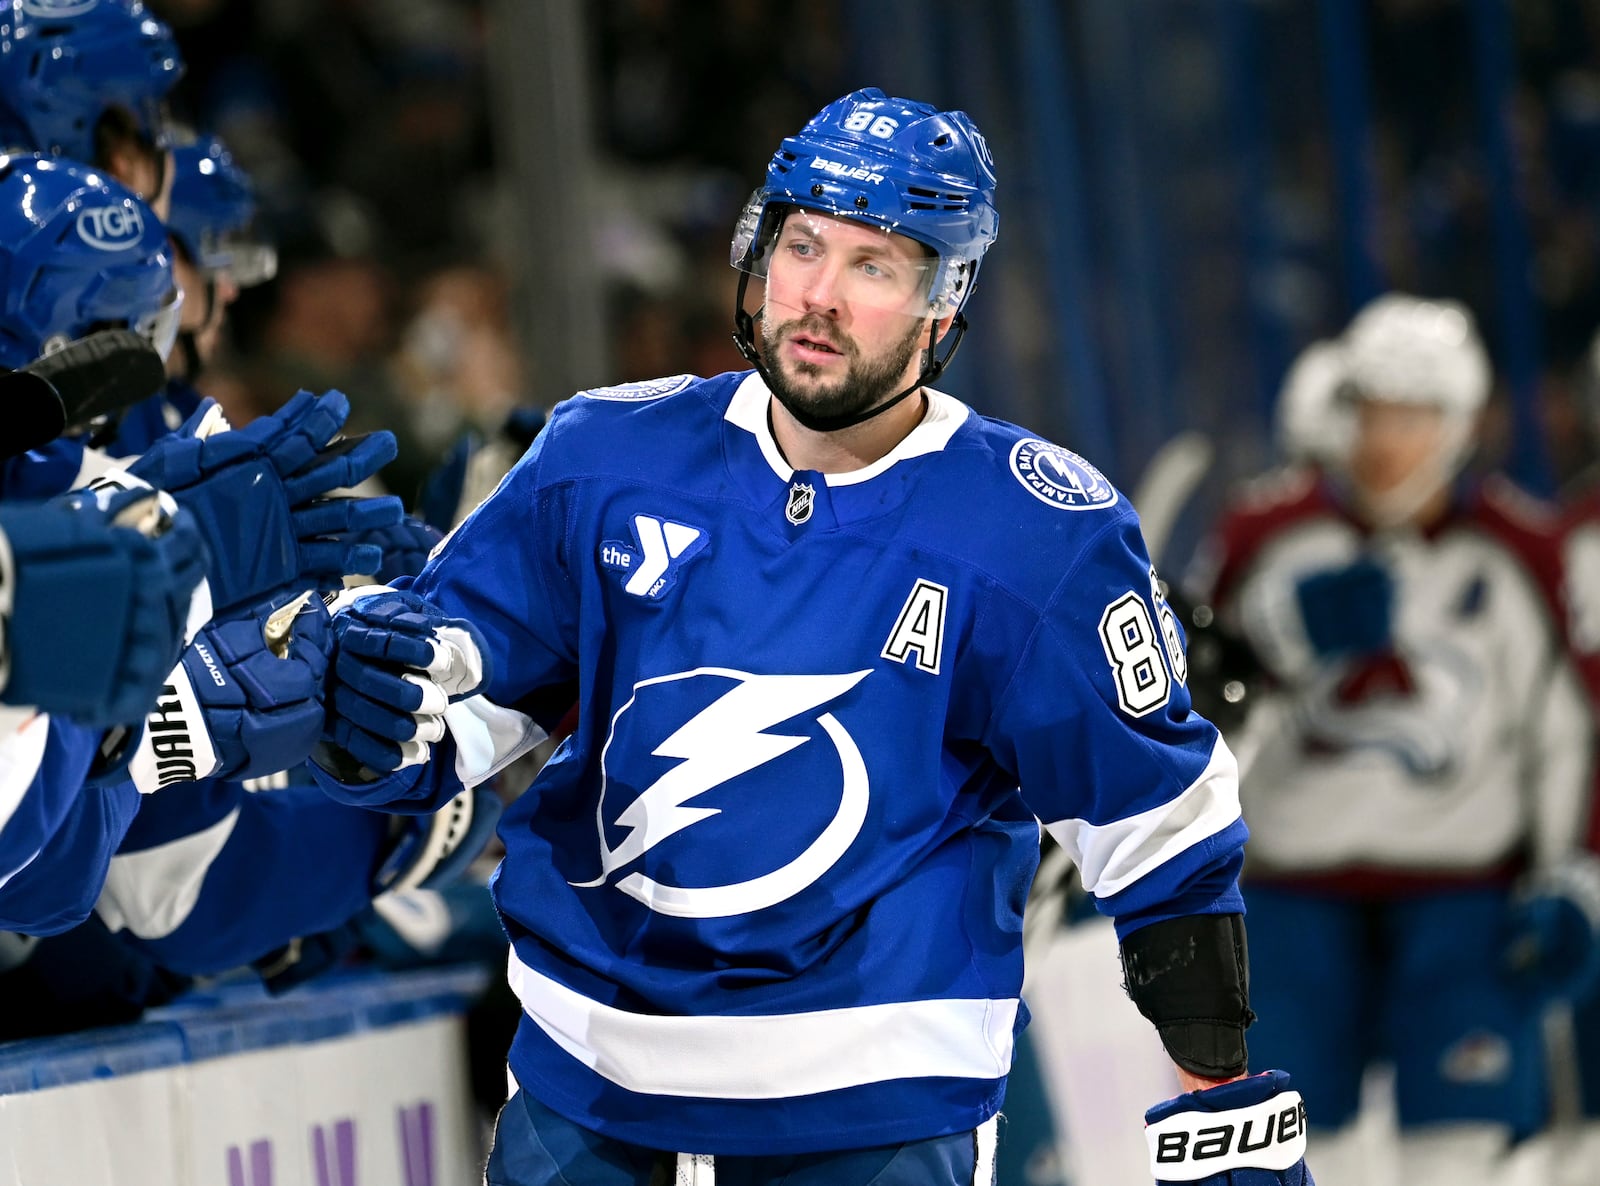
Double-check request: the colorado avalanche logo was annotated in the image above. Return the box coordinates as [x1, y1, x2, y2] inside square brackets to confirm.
[582, 374, 695, 402]
[1010, 439, 1118, 511]
[571, 667, 872, 918]
[1293, 643, 1481, 777]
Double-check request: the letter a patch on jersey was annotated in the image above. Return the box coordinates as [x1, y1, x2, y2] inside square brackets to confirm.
[882, 579, 948, 675]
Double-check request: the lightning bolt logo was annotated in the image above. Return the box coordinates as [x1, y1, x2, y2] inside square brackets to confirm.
[1010, 438, 1118, 511]
[573, 667, 873, 917]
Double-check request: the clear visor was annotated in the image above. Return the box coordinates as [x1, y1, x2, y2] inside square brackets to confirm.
[732, 196, 952, 319]
[133, 285, 185, 362]
[202, 234, 277, 288]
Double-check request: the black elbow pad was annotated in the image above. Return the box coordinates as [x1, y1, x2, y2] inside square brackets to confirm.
[1119, 912, 1255, 1080]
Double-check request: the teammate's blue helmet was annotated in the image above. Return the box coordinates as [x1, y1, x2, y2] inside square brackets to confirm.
[168, 134, 277, 286]
[0, 153, 178, 369]
[731, 87, 999, 319]
[0, 0, 183, 162]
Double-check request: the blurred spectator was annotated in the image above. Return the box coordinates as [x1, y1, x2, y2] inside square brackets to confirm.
[393, 264, 525, 455]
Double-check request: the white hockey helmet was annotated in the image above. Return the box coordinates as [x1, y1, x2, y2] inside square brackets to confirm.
[1275, 338, 1352, 465]
[1341, 293, 1491, 417]
[1336, 292, 1492, 523]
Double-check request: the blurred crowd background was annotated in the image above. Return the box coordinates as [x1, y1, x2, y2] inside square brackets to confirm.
[147, 0, 1600, 570]
[1, 3, 1590, 1182]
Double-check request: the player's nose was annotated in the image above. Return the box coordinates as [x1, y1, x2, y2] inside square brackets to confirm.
[800, 259, 843, 316]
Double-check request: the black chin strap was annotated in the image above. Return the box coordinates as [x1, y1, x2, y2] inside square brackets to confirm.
[731, 269, 968, 433]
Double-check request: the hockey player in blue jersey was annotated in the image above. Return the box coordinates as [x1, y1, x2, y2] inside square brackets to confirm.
[309, 88, 1313, 1185]
[0, 151, 400, 937]
[108, 132, 276, 458]
[0, 0, 185, 218]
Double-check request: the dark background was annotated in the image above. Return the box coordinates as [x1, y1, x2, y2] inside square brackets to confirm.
[152, 0, 1600, 565]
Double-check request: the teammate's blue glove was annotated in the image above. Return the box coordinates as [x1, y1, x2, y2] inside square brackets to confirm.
[125, 391, 403, 615]
[0, 486, 210, 727]
[1293, 558, 1392, 658]
[1146, 1071, 1314, 1184]
[125, 592, 332, 792]
[372, 784, 501, 894]
[314, 588, 491, 779]
[350, 514, 445, 584]
[1503, 856, 1600, 1002]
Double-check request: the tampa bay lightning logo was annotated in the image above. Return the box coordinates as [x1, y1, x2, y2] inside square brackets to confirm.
[1010, 439, 1118, 511]
[581, 374, 695, 402]
[571, 667, 872, 918]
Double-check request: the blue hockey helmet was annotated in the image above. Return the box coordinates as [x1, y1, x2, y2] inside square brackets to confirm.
[731, 87, 999, 318]
[168, 134, 277, 287]
[0, 0, 184, 163]
[0, 153, 179, 369]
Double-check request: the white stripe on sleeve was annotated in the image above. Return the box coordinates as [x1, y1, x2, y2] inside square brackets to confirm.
[1044, 736, 1242, 898]
[95, 807, 238, 938]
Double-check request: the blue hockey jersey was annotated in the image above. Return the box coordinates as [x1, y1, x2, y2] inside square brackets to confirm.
[95, 768, 392, 973]
[0, 444, 133, 930]
[321, 371, 1247, 1155]
[0, 713, 128, 932]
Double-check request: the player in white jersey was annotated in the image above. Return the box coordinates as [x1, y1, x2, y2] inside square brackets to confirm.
[1195, 294, 1597, 1186]
[1549, 331, 1600, 1184]
[306, 89, 1316, 1185]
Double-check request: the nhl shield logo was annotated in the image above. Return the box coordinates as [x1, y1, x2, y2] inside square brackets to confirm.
[786, 481, 816, 525]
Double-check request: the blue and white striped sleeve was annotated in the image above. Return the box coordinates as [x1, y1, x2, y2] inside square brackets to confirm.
[990, 514, 1247, 937]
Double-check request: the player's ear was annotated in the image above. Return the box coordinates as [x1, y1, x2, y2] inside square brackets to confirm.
[930, 311, 956, 346]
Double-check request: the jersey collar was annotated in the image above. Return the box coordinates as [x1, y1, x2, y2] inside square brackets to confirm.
[723, 371, 969, 487]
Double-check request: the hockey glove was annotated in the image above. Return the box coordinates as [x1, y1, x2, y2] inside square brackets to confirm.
[0, 486, 211, 727]
[316, 588, 491, 776]
[1146, 1070, 1314, 1185]
[126, 592, 332, 792]
[0, 329, 167, 459]
[125, 390, 403, 615]
[1503, 855, 1600, 1002]
[372, 784, 501, 895]
[349, 514, 445, 584]
[1293, 558, 1392, 659]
